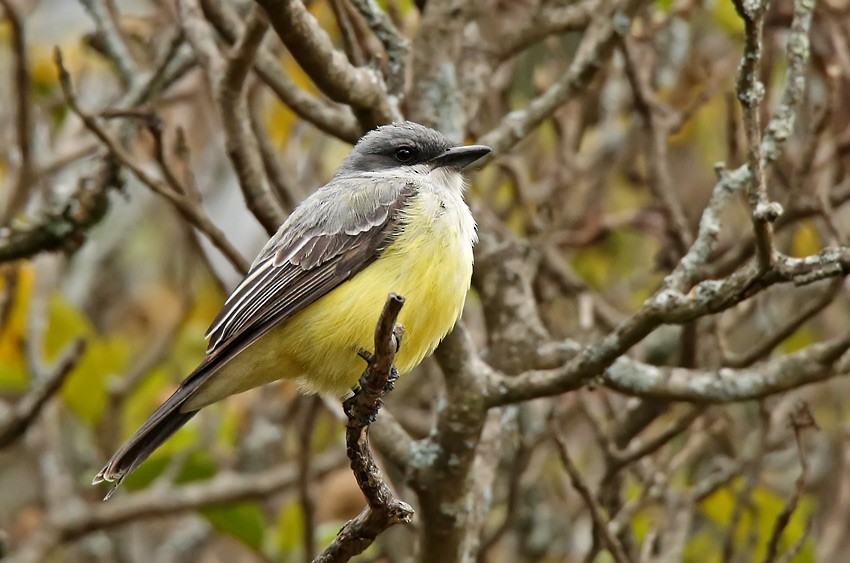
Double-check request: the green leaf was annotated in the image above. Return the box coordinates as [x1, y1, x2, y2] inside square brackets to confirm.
[202, 502, 267, 552]
[274, 500, 306, 556]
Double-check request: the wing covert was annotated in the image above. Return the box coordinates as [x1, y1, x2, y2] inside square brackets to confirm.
[204, 178, 415, 353]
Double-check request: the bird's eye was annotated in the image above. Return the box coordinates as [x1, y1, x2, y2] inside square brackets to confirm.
[394, 146, 415, 163]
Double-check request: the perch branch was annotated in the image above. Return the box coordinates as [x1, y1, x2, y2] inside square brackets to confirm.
[314, 293, 414, 562]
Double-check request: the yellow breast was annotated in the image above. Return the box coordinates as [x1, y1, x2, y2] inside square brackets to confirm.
[188, 189, 476, 406]
[284, 189, 475, 394]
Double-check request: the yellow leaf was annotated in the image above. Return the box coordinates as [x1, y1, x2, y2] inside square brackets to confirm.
[791, 221, 820, 258]
[0, 265, 35, 391]
[712, 0, 745, 34]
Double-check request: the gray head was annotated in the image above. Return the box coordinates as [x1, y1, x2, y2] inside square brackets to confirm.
[336, 122, 490, 177]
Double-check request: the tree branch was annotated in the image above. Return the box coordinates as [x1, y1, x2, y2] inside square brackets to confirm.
[54, 48, 250, 274]
[0, 158, 122, 263]
[178, 0, 286, 235]
[79, 0, 137, 88]
[478, 0, 648, 159]
[349, 0, 409, 95]
[11, 449, 346, 563]
[733, 0, 777, 269]
[314, 293, 414, 562]
[603, 333, 850, 402]
[255, 0, 399, 128]
[201, 0, 361, 142]
[0, 0, 35, 225]
[552, 428, 628, 563]
[0, 339, 86, 448]
[486, 246, 850, 406]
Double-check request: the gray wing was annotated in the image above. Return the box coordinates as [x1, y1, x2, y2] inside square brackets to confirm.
[92, 177, 415, 493]
[204, 177, 415, 354]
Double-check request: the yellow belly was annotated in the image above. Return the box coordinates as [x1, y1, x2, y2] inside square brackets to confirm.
[184, 192, 474, 408]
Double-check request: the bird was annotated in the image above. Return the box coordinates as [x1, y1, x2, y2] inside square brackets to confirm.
[93, 121, 490, 499]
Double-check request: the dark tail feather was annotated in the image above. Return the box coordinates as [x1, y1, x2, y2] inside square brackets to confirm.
[93, 385, 200, 500]
[94, 315, 265, 499]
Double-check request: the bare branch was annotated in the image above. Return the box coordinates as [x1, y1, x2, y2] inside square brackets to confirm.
[0, 0, 35, 225]
[298, 397, 321, 561]
[54, 48, 250, 274]
[11, 449, 346, 563]
[552, 428, 629, 563]
[0, 339, 86, 448]
[180, 0, 288, 234]
[255, 0, 399, 128]
[201, 0, 361, 142]
[248, 85, 305, 211]
[487, 245, 850, 406]
[78, 0, 137, 88]
[621, 37, 693, 253]
[478, 0, 649, 159]
[494, 0, 599, 60]
[763, 403, 817, 563]
[733, 0, 777, 268]
[761, 0, 816, 165]
[413, 323, 493, 562]
[603, 334, 850, 402]
[0, 159, 122, 263]
[722, 279, 841, 367]
[349, 0, 409, 95]
[314, 293, 414, 562]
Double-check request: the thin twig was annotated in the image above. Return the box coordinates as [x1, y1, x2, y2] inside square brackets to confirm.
[216, 5, 285, 234]
[11, 449, 347, 563]
[607, 407, 704, 470]
[721, 279, 841, 367]
[247, 84, 304, 211]
[763, 403, 817, 563]
[314, 293, 414, 562]
[0, 0, 35, 225]
[478, 0, 648, 160]
[180, 0, 284, 234]
[620, 37, 693, 253]
[54, 48, 249, 274]
[0, 339, 86, 448]
[552, 427, 629, 563]
[733, 0, 777, 269]
[298, 396, 322, 562]
[79, 0, 137, 88]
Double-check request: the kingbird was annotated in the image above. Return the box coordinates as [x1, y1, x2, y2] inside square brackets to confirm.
[94, 122, 490, 497]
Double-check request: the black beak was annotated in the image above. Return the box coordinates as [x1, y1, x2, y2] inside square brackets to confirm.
[430, 145, 491, 170]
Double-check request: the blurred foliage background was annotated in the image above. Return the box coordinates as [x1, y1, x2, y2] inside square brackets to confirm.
[1, 0, 850, 561]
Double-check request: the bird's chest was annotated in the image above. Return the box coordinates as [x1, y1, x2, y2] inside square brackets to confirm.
[390, 191, 475, 290]
[378, 191, 476, 361]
